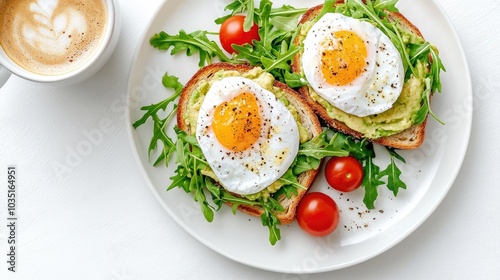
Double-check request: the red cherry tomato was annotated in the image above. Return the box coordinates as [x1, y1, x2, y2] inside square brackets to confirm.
[325, 156, 364, 192]
[219, 15, 260, 54]
[297, 192, 340, 237]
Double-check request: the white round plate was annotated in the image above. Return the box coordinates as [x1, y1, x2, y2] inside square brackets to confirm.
[126, 0, 472, 273]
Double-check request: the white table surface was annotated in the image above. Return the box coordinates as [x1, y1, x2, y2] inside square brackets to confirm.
[1, 0, 499, 279]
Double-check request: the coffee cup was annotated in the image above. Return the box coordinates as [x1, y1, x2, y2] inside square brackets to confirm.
[0, 0, 121, 88]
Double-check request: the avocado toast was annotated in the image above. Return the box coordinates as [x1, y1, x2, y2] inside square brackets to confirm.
[291, 0, 444, 149]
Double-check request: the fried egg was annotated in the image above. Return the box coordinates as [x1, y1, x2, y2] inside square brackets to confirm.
[302, 13, 404, 117]
[196, 77, 299, 196]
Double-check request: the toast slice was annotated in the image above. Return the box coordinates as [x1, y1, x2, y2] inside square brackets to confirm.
[177, 62, 323, 224]
[291, 1, 430, 149]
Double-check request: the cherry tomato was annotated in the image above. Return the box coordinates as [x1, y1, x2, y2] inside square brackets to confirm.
[325, 156, 364, 192]
[219, 15, 260, 54]
[297, 192, 340, 237]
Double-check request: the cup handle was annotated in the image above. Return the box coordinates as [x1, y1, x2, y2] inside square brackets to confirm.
[0, 64, 12, 88]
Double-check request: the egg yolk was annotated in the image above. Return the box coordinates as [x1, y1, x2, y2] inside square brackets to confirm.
[212, 92, 262, 152]
[320, 30, 368, 86]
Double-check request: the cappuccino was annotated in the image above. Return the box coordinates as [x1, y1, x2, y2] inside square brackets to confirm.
[0, 0, 107, 76]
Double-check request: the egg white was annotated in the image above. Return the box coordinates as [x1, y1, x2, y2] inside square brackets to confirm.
[302, 13, 404, 117]
[196, 77, 299, 196]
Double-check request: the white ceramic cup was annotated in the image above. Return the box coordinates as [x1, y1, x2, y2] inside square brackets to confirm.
[0, 0, 121, 88]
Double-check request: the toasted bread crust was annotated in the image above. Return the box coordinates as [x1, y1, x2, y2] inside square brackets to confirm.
[177, 62, 323, 224]
[291, 2, 429, 149]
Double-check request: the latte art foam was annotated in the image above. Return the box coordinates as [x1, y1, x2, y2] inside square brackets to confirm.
[0, 0, 107, 75]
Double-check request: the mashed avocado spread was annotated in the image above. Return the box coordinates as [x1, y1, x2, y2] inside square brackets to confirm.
[299, 21, 428, 139]
[184, 67, 311, 201]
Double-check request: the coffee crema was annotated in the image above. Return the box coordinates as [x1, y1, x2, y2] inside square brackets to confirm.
[0, 0, 107, 76]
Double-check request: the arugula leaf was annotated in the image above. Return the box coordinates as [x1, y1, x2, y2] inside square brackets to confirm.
[317, 0, 337, 20]
[327, 132, 350, 151]
[270, 13, 305, 32]
[195, 185, 215, 222]
[259, 197, 283, 245]
[413, 103, 429, 125]
[132, 73, 183, 129]
[362, 155, 384, 209]
[274, 184, 299, 200]
[373, 0, 399, 12]
[215, 0, 254, 25]
[385, 147, 406, 163]
[222, 191, 261, 214]
[271, 17, 299, 33]
[218, 0, 257, 32]
[168, 128, 213, 222]
[149, 111, 177, 166]
[284, 72, 309, 88]
[243, 0, 255, 32]
[278, 169, 306, 191]
[256, 0, 274, 51]
[342, 138, 407, 209]
[205, 178, 223, 211]
[430, 47, 446, 93]
[379, 152, 406, 196]
[162, 74, 184, 92]
[153, 0, 308, 89]
[133, 73, 184, 166]
[423, 77, 445, 125]
[298, 130, 349, 159]
[232, 44, 263, 64]
[409, 42, 432, 64]
[346, 138, 374, 160]
[220, 0, 308, 87]
[207, 181, 262, 215]
[217, 0, 308, 31]
[150, 30, 238, 66]
[270, 5, 308, 18]
[392, 25, 415, 77]
[286, 130, 353, 191]
[409, 44, 445, 125]
[261, 42, 301, 73]
[292, 155, 321, 175]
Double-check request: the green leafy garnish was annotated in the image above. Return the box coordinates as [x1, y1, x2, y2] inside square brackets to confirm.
[362, 155, 384, 209]
[373, 0, 398, 12]
[259, 197, 283, 245]
[150, 0, 308, 88]
[132, 73, 183, 129]
[336, 137, 407, 209]
[284, 71, 309, 88]
[429, 47, 446, 93]
[168, 128, 213, 222]
[379, 148, 407, 196]
[317, 0, 337, 20]
[147, 109, 177, 166]
[150, 30, 239, 67]
[214, 0, 256, 31]
[298, 130, 349, 159]
[132, 73, 184, 166]
[261, 42, 301, 73]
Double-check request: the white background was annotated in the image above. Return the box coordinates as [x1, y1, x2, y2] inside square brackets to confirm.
[1, 0, 499, 279]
